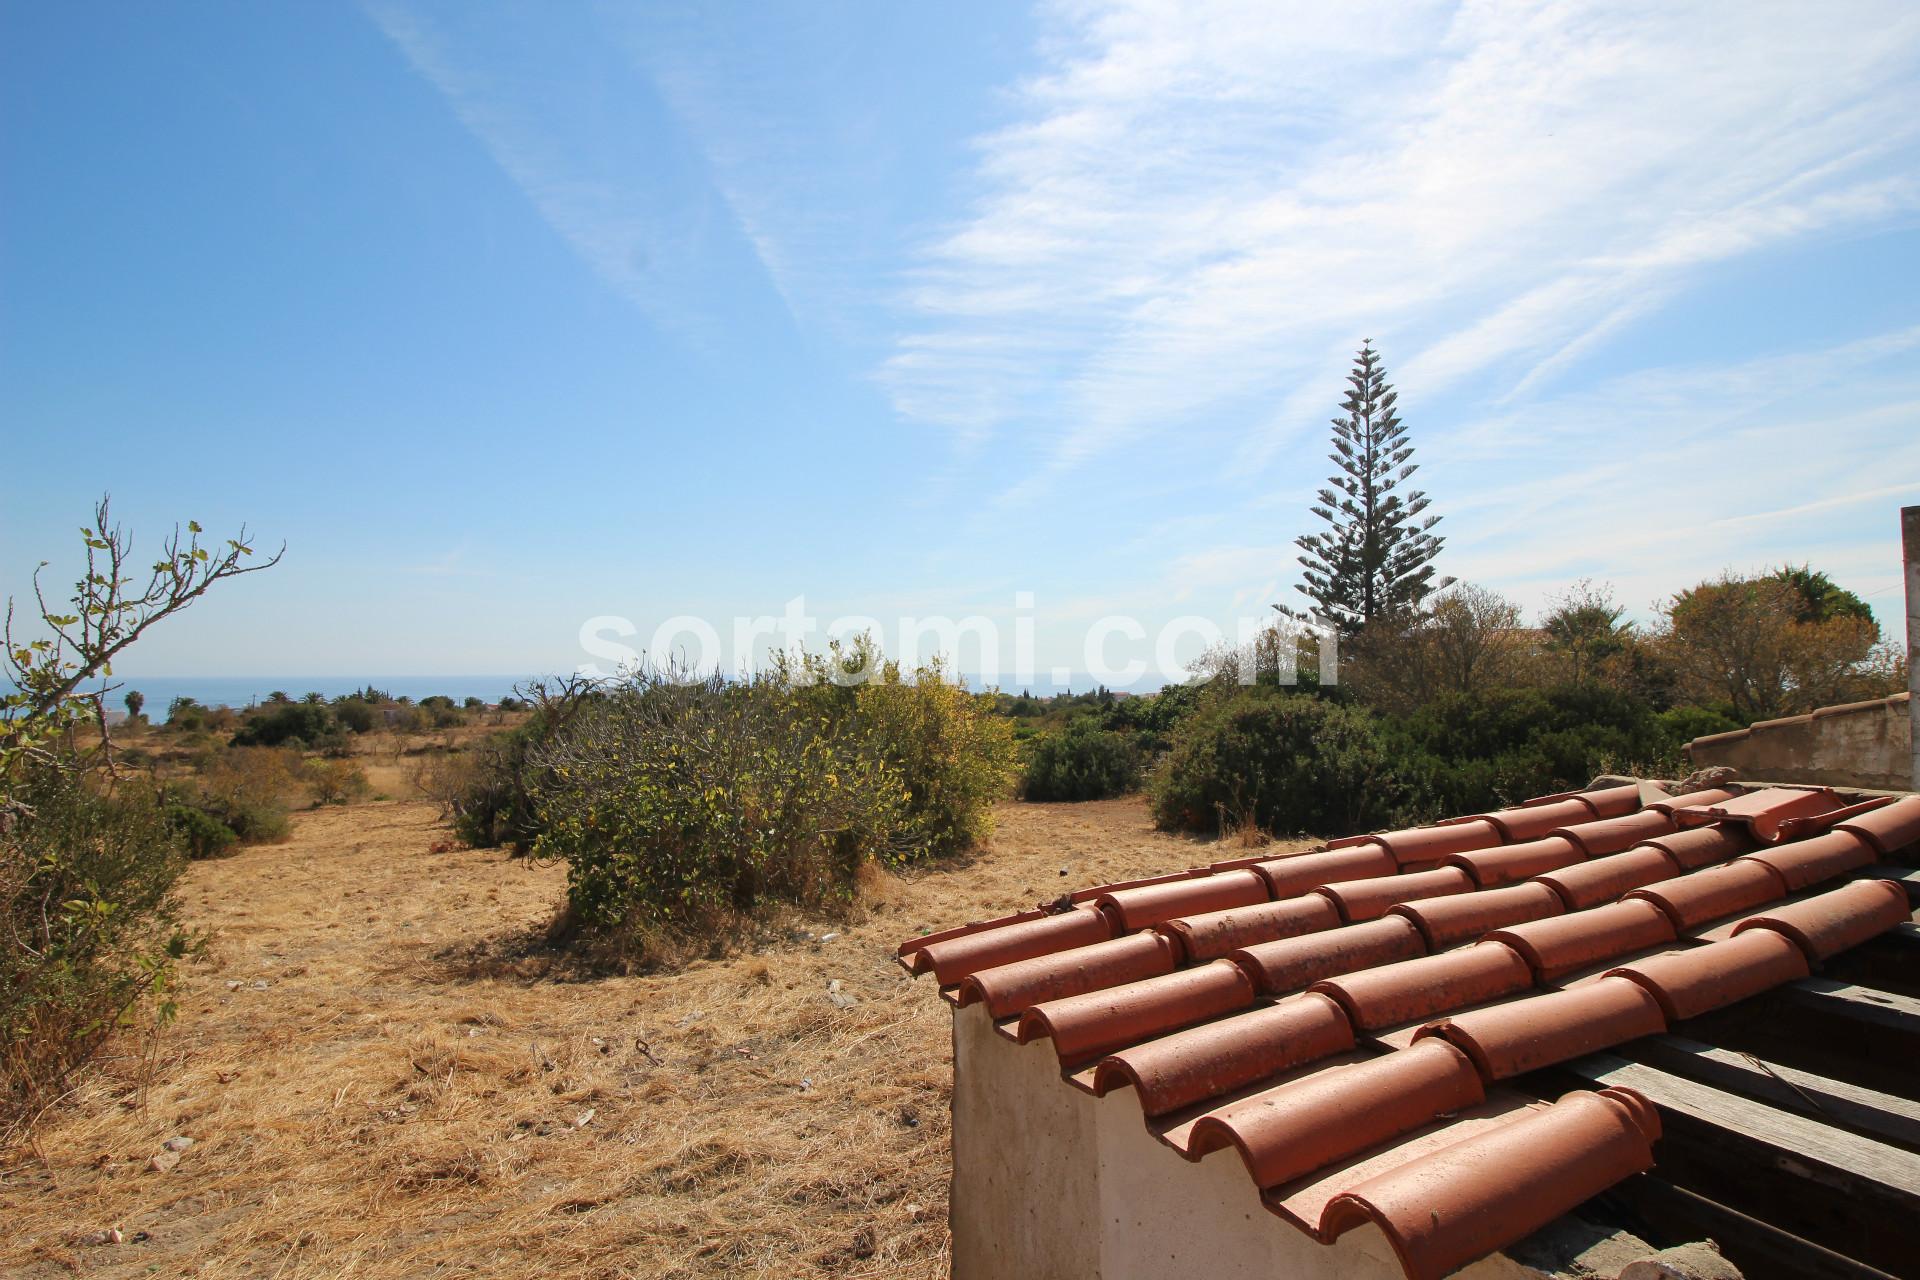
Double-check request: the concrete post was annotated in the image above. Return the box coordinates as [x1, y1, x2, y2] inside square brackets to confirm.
[1905, 506, 1920, 790]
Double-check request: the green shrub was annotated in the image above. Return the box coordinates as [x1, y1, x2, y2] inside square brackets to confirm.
[531, 673, 906, 948]
[231, 702, 340, 750]
[1023, 721, 1139, 801]
[163, 802, 239, 859]
[853, 658, 1016, 856]
[1150, 690, 1393, 837]
[1387, 685, 1671, 816]
[331, 698, 377, 734]
[526, 659, 1015, 962]
[308, 759, 370, 806]
[3, 762, 190, 1112]
[187, 746, 299, 843]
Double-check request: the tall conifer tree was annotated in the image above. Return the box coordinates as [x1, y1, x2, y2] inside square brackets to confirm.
[1293, 343, 1447, 632]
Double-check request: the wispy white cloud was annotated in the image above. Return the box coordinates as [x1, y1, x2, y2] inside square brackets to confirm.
[885, 0, 1920, 497]
[362, 2, 791, 339]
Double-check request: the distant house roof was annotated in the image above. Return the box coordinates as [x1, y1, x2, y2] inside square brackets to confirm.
[900, 783, 1920, 1279]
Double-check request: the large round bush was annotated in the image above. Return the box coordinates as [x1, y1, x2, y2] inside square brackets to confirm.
[1149, 690, 1392, 837]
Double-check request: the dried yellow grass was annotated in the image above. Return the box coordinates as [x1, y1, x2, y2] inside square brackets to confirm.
[0, 795, 1274, 1278]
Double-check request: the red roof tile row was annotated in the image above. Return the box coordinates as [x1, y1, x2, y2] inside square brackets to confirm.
[902, 785, 1920, 1280]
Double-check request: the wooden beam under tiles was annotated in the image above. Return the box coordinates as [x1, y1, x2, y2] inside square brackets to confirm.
[1691, 976, 1920, 1097]
[1557, 1053, 1920, 1276]
[1598, 1174, 1897, 1280]
[1620, 1034, 1920, 1151]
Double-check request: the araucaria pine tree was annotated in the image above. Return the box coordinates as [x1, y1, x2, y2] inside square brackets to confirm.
[1293, 342, 1447, 633]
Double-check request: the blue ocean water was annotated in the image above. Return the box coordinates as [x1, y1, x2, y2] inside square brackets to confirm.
[43, 671, 1169, 722]
[82, 676, 545, 721]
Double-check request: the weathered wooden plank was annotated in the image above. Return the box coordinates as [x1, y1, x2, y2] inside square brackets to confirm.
[1624, 1034, 1920, 1151]
[1561, 1053, 1920, 1274]
[1599, 1174, 1897, 1280]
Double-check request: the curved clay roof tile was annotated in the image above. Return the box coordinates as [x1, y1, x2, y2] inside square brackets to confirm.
[1230, 916, 1426, 996]
[1315, 866, 1475, 923]
[1732, 878, 1913, 962]
[1742, 830, 1875, 892]
[1642, 786, 1736, 815]
[1606, 928, 1810, 1022]
[1445, 836, 1583, 888]
[1389, 881, 1563, 950]
[1418, 975, 1666, 1080]
[1627, 859, 1787, 931]
[1674, 787, 1845, 843]
[1483, 797, 1593, 843]
[904, 905, 1112, 986]
[1321, 1087, 1660, 1280]
[1574, 784, 1644, 819]
[1367, 817, 1502, 866]
[1484, 899, 1677, 982]
[1535, 847, 1680, 912]
[1635, 823, 1756, 870]
[1157, 894, 1342, 962]
[1311, 941, 1534, 1033]
[1097, 868, 1270, 932]
[1250, 844, 1397, 898]
[1554, 808, 1676, 857]
[1089, 991, 1355, 1118]
[1188, 1038, 1486, 1191]
[957, 931, 1178, 1019]
[1836, 795, 1920, 856]
[1017, 959, 1255, 1063]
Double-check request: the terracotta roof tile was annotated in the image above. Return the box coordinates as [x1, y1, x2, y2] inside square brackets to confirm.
[1445, 834, 1583, 887]
[1731, 877, 1913, 961]
[1390, 881, 1564, 948]
[1642, 786, 1737, 815]
[901, 905, 1112, 984]
[1741, 829, 1874, 891]
[1097, 867, 1270, 931]
[1230, 915, 1426, 994]
[1484, 899, 1677, 981]
[958, 930, 1177, 1018]
[1311, 941, 1534, 1032]
[1322, 1088, 1660, 1280]
[1636, 821, 1755, 869]
[1483, 796, 1595, 842]
[1315, 866, 1475, 921]
[1018, 959, 1255, 1063]
[1157, 894, 1343, 961]
[1673, 786, 1846, 842]
[1364, 817, 1502, 865]
[1627, 858, 1787, 930]
[1553, 807, 1676, 857]
[904, 784, 1917, 1280]
[1575, 783, 1644, 818]
[1419, 975, 1667, 1079]
[1606, 927, 1810, 1021]
[1535, 846, 1679, 911]
[1189, 1038, 1486, 1190]
[1090, 992, 1355, 1117]
[1250, 844, 1397, 897]
[1835, 794, 1920, 856]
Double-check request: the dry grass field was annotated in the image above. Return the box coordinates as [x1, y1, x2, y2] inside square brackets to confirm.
[1, 795, 1291, 1278]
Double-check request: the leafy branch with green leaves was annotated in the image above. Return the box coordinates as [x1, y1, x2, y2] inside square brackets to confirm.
[2, 495, 283, 787]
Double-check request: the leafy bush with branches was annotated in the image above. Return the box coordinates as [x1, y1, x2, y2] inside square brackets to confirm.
[1023, 721, 1140, 801]
[525, 656, 1013, 962]
[531, 671, 907, 951]
[1150, 689, 1394, 837]
[1, 764, 191, 1117]
[230, 701, 341, 750]
[2, 498, 276, 1126]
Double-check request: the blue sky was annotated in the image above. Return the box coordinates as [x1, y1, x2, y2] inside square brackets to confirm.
[4, 1, 1919, 683]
